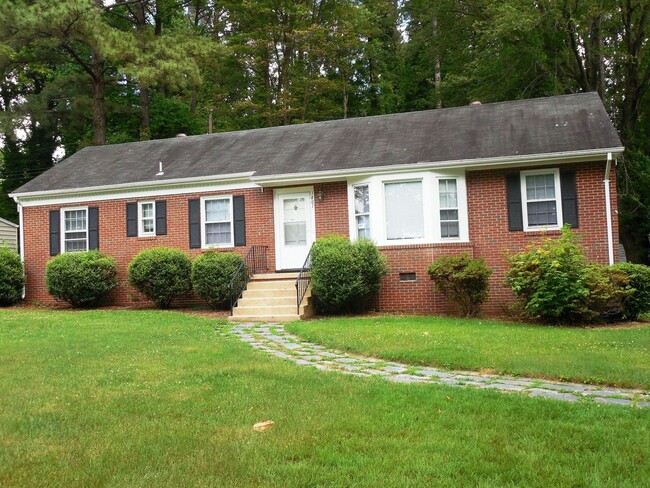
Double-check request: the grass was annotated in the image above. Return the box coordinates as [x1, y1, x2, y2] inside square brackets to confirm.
[1, 309, 649, 487]
[286, 315, 650, 389]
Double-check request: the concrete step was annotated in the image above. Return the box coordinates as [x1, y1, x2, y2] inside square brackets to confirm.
[237, 296, 295, 307]
[247, 280, 296, 291]
[253, 272, 300, 280]
[227, 314, 300, 323]
[243, 288, 295, 299]
[233, 304, 298, 316]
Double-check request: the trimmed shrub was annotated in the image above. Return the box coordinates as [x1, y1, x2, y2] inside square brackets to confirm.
[128, 247, 192, 309]
[45, 251, 118, 307]
[311, 235, 387, 314]
[0, 247, 25, 306]
[427, 253, 492, 317]
[192, 252, 245, 309]
[612, 263, 650, 320]
[506, 226, 632, 323]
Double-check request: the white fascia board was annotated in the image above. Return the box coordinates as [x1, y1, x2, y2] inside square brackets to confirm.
[252, 147, 625, 186]
[0, 216, 19, 228]
[13, 174, 259, 207]
[10, 172, 256, 201]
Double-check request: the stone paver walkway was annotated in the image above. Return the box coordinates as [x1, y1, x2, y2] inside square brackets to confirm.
[226, 322, 650, 408]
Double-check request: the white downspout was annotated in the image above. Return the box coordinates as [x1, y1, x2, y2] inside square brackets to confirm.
[13, 197, 26, 298]
[604, 153, 615, 265]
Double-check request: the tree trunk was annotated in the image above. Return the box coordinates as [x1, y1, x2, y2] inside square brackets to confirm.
[91, 54, 106, 146]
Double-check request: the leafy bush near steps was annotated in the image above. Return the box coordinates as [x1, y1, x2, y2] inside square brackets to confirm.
[311, 235, 387, 314]
[192, 252, 245, 309]
[128, 247, 192, 309]
[45, 251, 118, 307]
[427, 253, 492, 317]
[506, 226, 632, 324]
[612, 262, 650, 320]
[0, 247, 25, 306]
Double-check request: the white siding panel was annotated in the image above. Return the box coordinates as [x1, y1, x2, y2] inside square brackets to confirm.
[0, 221, 18, 252]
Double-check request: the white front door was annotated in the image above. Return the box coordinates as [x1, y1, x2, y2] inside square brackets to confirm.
[274, 188, 316, 270]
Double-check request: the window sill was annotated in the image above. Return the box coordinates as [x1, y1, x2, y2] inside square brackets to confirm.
[378, 241, 473, 251]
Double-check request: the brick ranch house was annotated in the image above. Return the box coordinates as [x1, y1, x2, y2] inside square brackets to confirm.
[11, 92, 623, 317]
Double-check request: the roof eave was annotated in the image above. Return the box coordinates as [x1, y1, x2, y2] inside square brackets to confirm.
[252, 147, 625, 186]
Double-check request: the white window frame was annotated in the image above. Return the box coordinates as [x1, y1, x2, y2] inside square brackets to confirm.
[138, 201, 156, 237]
[520, 168, 563, 232]
[353, 183, 371, 240]
[347, 170, 468, 246]
[436, 177, 462, 240]
[200, 195, 234, 248]
[61, 206, 89, 253]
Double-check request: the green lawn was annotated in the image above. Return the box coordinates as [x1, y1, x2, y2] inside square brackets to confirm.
[1, 309, 649, 487]
[287, 316, 650, 389]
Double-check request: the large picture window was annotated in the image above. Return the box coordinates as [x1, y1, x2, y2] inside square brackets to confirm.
[203, 196, 233, 247]
[63, 208, 88, 252]
[384, 180, 424, 240]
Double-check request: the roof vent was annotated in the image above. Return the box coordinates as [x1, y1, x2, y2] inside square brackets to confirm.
[156, 162, 164, 176]
[176, 133, 187, 137]
[469, 101, 482, 106]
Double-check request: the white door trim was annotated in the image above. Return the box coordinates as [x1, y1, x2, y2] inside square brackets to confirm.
[273, 186, 316, 270]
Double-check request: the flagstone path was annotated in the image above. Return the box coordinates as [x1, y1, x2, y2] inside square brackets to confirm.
[226, 322, 650, 408]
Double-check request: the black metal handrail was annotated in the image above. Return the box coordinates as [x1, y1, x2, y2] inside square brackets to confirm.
[295, 243, 314, 315]
[229, 245, 269, 314]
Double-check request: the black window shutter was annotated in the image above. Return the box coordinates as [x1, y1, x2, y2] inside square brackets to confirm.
[188, 199, 201, 248]
[506, 173, 523, 231]
[49, 210, 60, 256]
[88, 207, 99, 250]
[560, 170, 579, 228]
[233, 195, 246, 247]
[155, 200, 167, 235]
[126, 203, 137, 237]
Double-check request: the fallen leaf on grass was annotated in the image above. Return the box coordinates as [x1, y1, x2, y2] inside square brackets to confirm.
[253, 420, 274, 432]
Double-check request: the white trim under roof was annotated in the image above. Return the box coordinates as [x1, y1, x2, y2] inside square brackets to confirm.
[0, 216, 19, 228]
[252, 147, 625, 186]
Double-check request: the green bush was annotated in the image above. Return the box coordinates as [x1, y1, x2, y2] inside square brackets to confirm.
[427, 253, 492, 317]
[45, 251, 118, 308]
[612, 262, 650, 320]
[506, 226, 632, 323]
[128, 247, 192, 309]
[311, 235, 387, 314]
[0, 247, 25, 306]
[192, 252, 245, 309]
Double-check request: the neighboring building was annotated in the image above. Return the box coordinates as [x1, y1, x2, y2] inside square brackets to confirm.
[11, 92, 623, 315]
[0, 217, 18, 253]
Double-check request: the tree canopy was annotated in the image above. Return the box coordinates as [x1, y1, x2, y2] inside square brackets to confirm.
[1, 0, 649, 262]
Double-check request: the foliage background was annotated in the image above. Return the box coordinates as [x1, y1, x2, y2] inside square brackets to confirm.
[1, 0, 649, 262]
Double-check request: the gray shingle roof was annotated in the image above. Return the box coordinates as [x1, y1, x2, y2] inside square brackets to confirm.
[15, 92, 622, 195]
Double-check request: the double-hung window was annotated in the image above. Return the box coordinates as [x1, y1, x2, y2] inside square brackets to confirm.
[439, 178, 459, 238]
[354, 184, 371, 239]
[384, 180, 424, 240]
[203, 196, 233, 247]
[63, 208, 88, 252]
[138, 202, 155, 236]
[521, 169, 562, 230]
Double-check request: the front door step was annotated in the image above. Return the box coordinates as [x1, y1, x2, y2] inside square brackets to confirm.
[228, 273, 312, 323]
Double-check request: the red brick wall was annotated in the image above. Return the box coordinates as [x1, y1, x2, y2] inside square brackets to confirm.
[22, 161, 617, 314]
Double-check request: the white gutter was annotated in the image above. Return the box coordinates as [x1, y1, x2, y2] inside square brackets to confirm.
[252, 147, 625, 185]
[604, 152, 615, 265]
[9, 171, 256, 200]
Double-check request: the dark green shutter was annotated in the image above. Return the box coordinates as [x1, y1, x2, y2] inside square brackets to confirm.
[188, 199, 201, 248]
[560, 170, 579, 228]
[506, 173, 523, 231]
[49, 210, 60, 256]
[126, 203, 137, 237]
[233, 195, 246, 247]
[155, 200, 167, 235]
[88, 207, 99, 250]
